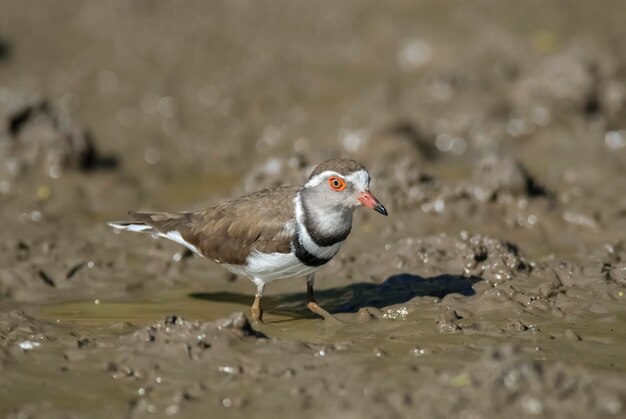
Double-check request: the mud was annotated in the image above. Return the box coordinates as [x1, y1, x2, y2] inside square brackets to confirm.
[1, 1, 626, 418]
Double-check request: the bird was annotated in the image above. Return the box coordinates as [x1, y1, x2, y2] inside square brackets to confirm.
[108, 159, 387, 322]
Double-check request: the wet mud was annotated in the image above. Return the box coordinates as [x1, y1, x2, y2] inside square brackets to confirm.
[1, 1, 626, 418]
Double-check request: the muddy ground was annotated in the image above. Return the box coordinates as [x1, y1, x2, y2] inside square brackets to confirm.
[1, 1, 626, 418]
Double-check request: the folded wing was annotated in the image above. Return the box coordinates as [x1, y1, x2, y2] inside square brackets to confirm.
[118, 186, 298, 265]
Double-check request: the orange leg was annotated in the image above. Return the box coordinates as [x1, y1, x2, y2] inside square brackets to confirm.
[251, 294, 263, 322]
[250, 281, 265, 322]
[306, 274, 337, 321]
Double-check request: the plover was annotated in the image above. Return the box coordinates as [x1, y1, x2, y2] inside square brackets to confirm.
[108, 159, 387, 322]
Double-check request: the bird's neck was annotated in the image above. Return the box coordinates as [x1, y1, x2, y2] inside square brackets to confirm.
[295, 191, 353, 247]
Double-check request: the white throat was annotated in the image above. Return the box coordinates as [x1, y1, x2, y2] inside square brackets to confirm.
[296, 191, 353, 234]
[293, 193, 347, 259]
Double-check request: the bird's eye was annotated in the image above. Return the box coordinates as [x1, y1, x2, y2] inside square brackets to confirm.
[328, 176, 346, 191]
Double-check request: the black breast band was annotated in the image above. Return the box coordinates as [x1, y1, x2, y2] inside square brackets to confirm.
[292, 230, 331, 267]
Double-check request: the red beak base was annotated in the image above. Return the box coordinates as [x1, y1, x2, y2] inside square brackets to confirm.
[358, 191, 388, 216]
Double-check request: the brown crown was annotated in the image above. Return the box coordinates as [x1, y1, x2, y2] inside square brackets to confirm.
[308, 159, 366, 179]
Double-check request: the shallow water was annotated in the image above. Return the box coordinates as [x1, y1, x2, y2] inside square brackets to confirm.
[36, 280, 626, 371]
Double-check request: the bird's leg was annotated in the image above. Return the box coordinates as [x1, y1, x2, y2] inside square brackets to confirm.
[306, 273, 336, 321]
[251, 294, 263, 322]
[251, 280, 265, 322]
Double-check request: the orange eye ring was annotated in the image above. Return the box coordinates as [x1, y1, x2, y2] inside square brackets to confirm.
[328, 176, 347, 191]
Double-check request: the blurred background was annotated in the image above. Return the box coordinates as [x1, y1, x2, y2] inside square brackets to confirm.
[1, 1, 626, 418]
[2, 0, 626, 251]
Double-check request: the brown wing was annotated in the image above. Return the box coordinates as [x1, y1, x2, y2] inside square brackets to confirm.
[129, 186, 298, 265]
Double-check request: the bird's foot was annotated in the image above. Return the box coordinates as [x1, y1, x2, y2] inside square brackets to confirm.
[307, 301, 342, 324]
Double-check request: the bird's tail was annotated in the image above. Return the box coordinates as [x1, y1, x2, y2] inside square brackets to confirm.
[107, 211, 201, 255]
[107, 220, 156, 234]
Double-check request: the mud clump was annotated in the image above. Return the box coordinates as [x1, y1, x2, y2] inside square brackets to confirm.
[121, 312, 264, 352]
[604, 263, 626, 286]
[445, 345, 625, 417]
[470, 154, 551, 201]
[0, 231, 191, 303]
[80, 314, 314, 417]
[0, 92, 116, 182]
[364, 151, 551, 216]
[510, 44, 626, 123]
[370, 156, 442, 211]
[335, 232, 532, 286]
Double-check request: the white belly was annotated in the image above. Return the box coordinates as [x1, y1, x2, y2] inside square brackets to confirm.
[223, 250, 324, 284]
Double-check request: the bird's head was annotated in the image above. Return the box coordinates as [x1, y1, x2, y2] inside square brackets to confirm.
[302, 159, 387, 216]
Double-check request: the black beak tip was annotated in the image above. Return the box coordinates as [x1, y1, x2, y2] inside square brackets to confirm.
[375, 204, 388, 216]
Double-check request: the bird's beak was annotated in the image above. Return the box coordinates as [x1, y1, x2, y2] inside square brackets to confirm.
[358, 190, 388, 216]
